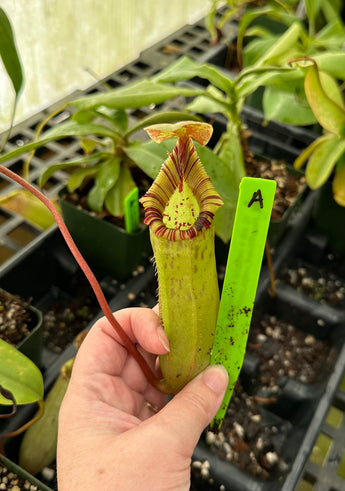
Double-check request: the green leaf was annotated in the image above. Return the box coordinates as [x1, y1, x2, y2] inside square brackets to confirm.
[318, 71, 345, 109]
[204, 132, 245, 243]
[244, 32, 301, 68]
[305, 135, 345, 189]
[104, 165, 136, 216]
[153, 56, 234, 95]
[80, 107, 128, 133]
[321, 0, 343, 28]
[42, 120, 116, 139]
[0, 339, 44, 405]
[0, 121, 116, 166]
[305, 0, 323, 24]
[243, 36, 276, 67]
[124, 140, 169, 179]
[111, 109, 128, 133]
[317, 19, 344, 41]
[197, 143, 242, 243]
[333, 160, 345, 207]
[263, 86, 317, 125]
[67, 166, 99, 192]
[236, 67, 303, 99]
[87, 156, 121, 212]
[70, 79, 204, 111]
[186, 89, 229, 118]
[313, 52, 345, 81]
[71, 110, 95, 124]
[80, 137, 99, 154]
[216, 2, 242, 30]
[254, 21, 302, 67]
[294, 133, 333, 170]
[204, 0, 218, 40]
[237, 5, 277, 62]
[18, 358, 73, 475]
[0, 190, 55, 230]
[0, 7, 24, 97]
[39, 152, 106, 186]
[195, 142, 243, 201]
[304, 63, 345, 136]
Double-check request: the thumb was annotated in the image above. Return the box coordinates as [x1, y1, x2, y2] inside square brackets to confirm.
[157, 365, 228, 453]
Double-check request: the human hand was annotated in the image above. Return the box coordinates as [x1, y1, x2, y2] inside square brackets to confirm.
[57, 307, 228, 490]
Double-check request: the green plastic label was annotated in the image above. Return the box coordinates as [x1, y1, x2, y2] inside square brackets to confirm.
[124, 187, 140, 233]
[211, 177, 276, 429]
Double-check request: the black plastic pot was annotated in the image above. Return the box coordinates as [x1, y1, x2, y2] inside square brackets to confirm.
[191, 217, 345, 491]
[312, 182, 345, 257]
[0, 454, 53, 491]
[17, 305, 43, 367]
[58, 189, 152, 281]
[0, 289, 43, 367]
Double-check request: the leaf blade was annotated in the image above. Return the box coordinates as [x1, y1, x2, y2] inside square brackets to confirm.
[0, 339, 44, 405]
[0, 7, 24, 96]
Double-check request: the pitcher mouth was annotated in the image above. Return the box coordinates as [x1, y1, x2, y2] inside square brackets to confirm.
[140, 132, 223, 241]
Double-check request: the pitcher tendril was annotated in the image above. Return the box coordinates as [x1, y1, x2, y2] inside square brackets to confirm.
[141, 121, 223, 394]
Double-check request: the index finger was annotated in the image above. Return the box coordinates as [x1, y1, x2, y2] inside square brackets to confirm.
[73, 307, 169, 378]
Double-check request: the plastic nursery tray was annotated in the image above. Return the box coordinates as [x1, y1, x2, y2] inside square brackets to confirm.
[1, 193, 343, 491]
[193, 227, 345, 491]
[297, 372, 345, 490]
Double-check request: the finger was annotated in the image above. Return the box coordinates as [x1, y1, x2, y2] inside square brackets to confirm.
[71, 307, 169, 381]
[154, 365, 228, 455]
[103, 307, 170, 355]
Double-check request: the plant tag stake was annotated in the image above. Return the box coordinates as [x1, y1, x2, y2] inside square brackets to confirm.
[124, 187, 140, 233]
[211, 177, 276, 429]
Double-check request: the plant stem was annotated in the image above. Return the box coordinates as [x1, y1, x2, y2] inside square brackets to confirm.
[22, 103, 68, 181]
[265, 240, 277, 297]
[0, 165, 160, 390]
[0, 385, 16, 418]
[0, 400, 44, 455]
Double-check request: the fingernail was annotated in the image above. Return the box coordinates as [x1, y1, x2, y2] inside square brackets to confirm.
[202, 365, 228, 395]
[157, 327, 170, 352]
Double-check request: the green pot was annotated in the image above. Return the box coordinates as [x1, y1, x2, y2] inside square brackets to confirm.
[312, 182, 345, 256]
[58, 190, 152, 280]
[0, 289, 42, 367]
[17, 305, 43, 367]
[0, 454, 53, 491]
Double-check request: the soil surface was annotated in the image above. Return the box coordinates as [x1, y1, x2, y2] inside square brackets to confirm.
[42, 288, 100, 353]
[245, 148, 306, 221]
[198, 382, 290, 485]
[0, 289, 33, 346]
[41, 271, 121, 353]
[247, 314, 334, 390]
[0, 462, 42, 490]
[194, 315, 333, 486]
[279, 256, 345, 310]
